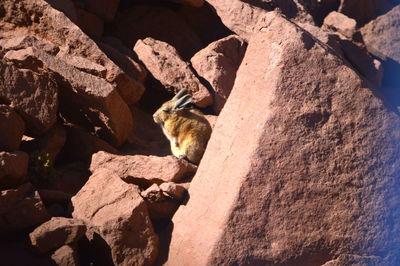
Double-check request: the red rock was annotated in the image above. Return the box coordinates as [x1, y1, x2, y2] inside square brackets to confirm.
[205, 115, 218, 129]
[90, 151, 197, 186]
[141, 184, 180, 222]
[109, 4, 203, 60]
[75, 7, 104, 38]
[323, 11, 357, 39]
[71, 169, 158, 266]
[86, 0, 119, 22]
[322, 254, 383, 266]
[360, 5, 400, 63]
[0, 105, 25, 151]
[0, 151, 29, 189]
[29, 217, 86, 254]
[0, 58, 58, 136]
[171, 0, 204, 7]
[134, 37, 212, 107]
[338, 0, 394, 26]
[49, 163, 90, 196]
[159, 182, 187, 201]
[0, 183, 49, 234]
[191, 35, 247, 113]
[46, 0, 78, 24]
[37, 189, 72, 205]
[59, 54, 107, 78]
[51, 245, 80, 266]
[167, 11, 400, 265]
[20, 123, 66, 163]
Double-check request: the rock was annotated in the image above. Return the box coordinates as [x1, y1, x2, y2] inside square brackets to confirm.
[159, 182, 187, 201]
[0, 151, 29, 189]
[141, 184, 180, 222]
[322, 254, 383, 266]
[338, 0, 394, 26]
[46, 0, 78, 24]
[205, 115, 218, 129]
[0, 58, 58, 136]
[191, 35, 247, 113]
[49, 163, 90, 196]
[0, 0, 145, 105]
[59, 54, 107, 78]
[86, 0, 119, 22]
[171, 0, 204, 7]
[134, 37, 212, 108]
[90, 151, 197, 186]
[5, 45, 133, 146]
[323, 11, 357, 39]
[29, 217, 86, 254]
[0, 183, 49, 234]
[166, 12, 400, 265]
[71, 169, 158, 266]
[51, 245, 80, 266]
[361, 5, 400, 63]
[59, 126, 117, 164]
[76, 8, 104, 38]
[0, 105, 25, 151]
[109, 4, 203, 60]
[37, 189, 72, 205]
[20, 123, 66, 163]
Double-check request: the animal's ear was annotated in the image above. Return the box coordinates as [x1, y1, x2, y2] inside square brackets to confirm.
[172, 89, 188, 100]
[173, 95, 193, 110]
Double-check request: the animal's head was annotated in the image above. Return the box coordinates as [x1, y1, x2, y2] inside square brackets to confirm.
[153, 89, 193, 125]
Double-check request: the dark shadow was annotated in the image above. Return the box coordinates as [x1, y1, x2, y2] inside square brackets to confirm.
[154, 221, 174, 266]
[78, 234, 114, 266]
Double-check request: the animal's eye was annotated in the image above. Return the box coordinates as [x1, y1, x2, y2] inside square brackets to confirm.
[163, 110, 169, 113]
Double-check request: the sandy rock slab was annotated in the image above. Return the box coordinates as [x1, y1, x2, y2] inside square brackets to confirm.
[72, 169, 158, 266]
[166, 11, 400, 265]
[0, 183, 49, 234]
[134, 37, 212, 108]
[90, 151, 197, 186]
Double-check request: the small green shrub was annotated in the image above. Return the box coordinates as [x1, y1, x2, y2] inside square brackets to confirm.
[28, 151, 54, 186]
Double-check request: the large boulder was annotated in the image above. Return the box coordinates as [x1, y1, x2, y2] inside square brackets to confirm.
[0, 183, 49, 234]
[71, 169, 158, 266]
[90, 151, 197, 186]
[166, 12, 400, 265]
[191, 35, 247, 113]
[134, 38, 212, 107]
[338, 0, 394, 26]
[0, 151, 29, 189]
[0, 105, 25, 151]
[29, 217, 86, 254]
[51, 245, 80, 266]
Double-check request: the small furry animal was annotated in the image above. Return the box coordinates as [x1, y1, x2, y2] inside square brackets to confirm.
[153, 89, 212, 165]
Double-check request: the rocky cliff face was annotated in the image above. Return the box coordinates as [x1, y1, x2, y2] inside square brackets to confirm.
[0, 0, 399, 265]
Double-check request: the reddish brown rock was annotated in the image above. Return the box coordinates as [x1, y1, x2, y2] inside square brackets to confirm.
[0, 183, 49, 234]
[338, 0, 394, 26]
[20, 123, 66, 163]
[71, 169, 158, 266]
[322, 254, 383, 266]
[37, 189, 72, 205]
[0, 105, 25, 151]
[360, 5, 400, 63]
[167, 12, 400, 265]
[134, 37, 212, 107]
[191, 35, 247, 113]
[171, 0, 204, 7]
[90, 151, 197, 186]
[159, 182, 187, 201]
[51, 245, 80, 266]
[0, 151, 29, 189]
[0, 58, 58, 136]
[86, 0, 119, 22]
[49, 163, 90, 196]
[29, 217, 86, 254]
[323, 11, 357, 39]
[109, 4, 203, 60]
[46, 0, 78, 24]
[141, 184, 180, 222]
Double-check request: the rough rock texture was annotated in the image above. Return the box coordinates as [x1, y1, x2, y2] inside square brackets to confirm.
[4, 45, 133, 146]
[134, 37, 212, 107]
[338, 0, 394, 26]
[361, 5, 400, 63]
[90, 151, 197, 186]
[51, 245, 80, 266]
[159, 182, 187, 201]
[0, 105, 25, 151]
[109, 5, 203, 60]
[75, 6, 104, 38]
[20, 123, 66, 162]
[166, 12, 400, 265]
[141, 184, 180, 222]
[0, 151, 29, 189]
[0, 58, 58, 136]
[322, 254, 383, 266]
[323, 11, 357, 39]
[0, 183, 48, 234]
[72, 169, 158, 266]
[29, 217, 86, 254]
[191, 35, 247, 113]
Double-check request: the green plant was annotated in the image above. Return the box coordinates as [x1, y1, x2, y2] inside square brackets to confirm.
[28, 151, 54, 186]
